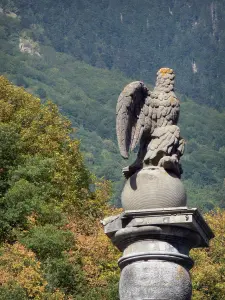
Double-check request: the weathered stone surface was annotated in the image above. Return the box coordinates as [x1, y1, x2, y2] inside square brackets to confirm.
[102, 208, 214, 299]
[116, 224, 194, 300]
[120, 261, 192, 300]
[121, 166, 186, 210]
[103, 208, 214, 248]
[116, 68, 184, 179]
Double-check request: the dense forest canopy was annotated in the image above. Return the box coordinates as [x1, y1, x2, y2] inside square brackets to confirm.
[6, 0, 225, 110]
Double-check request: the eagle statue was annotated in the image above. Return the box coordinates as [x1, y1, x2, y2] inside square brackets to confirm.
[116, 68, 185, 179]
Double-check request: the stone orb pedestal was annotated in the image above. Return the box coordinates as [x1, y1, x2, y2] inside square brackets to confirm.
[121, 166, 186, 210]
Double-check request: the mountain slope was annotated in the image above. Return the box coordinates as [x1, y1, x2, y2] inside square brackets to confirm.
[8, 0, 225, 111]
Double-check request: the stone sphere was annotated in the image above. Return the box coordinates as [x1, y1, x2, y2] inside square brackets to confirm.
[121, 166, 187, 210]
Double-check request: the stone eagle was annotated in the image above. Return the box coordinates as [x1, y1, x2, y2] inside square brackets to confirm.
[116, 68, 185, 179]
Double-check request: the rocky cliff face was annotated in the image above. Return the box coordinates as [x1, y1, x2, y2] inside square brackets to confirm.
[19, 37, 41, 56]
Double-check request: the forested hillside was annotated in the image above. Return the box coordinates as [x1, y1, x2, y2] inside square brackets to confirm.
[5, 0, 225, 110]
[0, 4, 224, 210]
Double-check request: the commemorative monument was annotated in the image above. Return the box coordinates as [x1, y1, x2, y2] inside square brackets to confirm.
[102, 68, 214, 299]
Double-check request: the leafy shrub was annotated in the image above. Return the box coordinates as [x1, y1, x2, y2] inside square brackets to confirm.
[44, 257, 86, 296]
[21, 225, 74, 260]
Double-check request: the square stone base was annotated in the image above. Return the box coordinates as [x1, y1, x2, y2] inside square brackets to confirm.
[103, 207, 214, 247]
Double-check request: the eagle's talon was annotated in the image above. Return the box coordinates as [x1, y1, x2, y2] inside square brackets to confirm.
[122, 164, 142, 179]
[158, 155, 181, 178]
[122, 167, 131, 179]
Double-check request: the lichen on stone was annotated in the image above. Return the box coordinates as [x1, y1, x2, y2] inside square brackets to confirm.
[159, 68, 174, 76]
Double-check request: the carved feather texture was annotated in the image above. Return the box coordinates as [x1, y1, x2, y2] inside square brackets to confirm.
[144, 125, 180, 161]
[116, 69, 181, 161]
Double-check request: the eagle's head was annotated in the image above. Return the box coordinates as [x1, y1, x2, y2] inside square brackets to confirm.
[155, 68, 175, 92]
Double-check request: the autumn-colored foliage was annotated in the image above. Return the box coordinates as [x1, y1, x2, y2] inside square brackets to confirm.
[191, 209, 225, 300]
[0, 77, 120, 299]
[0, 242, 65, 299]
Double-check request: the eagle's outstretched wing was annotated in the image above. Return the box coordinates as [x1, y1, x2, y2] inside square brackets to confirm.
[116, 81, 150, 158]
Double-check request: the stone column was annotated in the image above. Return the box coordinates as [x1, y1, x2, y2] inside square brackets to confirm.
[102, 167, 214, 300]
